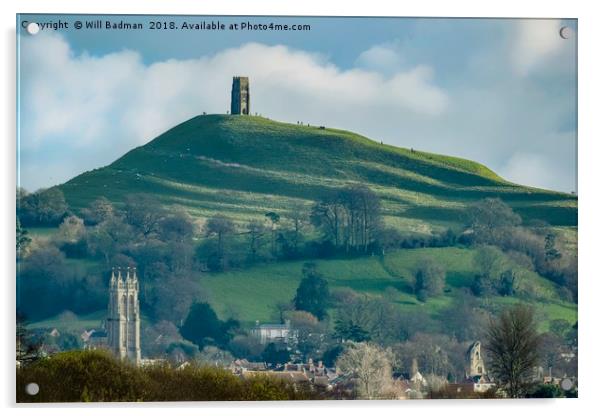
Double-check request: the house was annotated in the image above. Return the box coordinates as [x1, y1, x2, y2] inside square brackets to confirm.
[139, 358, 168, 367]
[233, 358, 340, 391]
[471, 374, 496, 393]
[250, 320, 294, 345]
[81, 329, 108, 350]
[449, 374, 496, 394]
[231, 359, 268, 374]
[80, 329, 94, 343]
[85, 330, 108, 350]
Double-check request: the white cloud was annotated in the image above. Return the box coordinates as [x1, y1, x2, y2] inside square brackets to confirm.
[499, 150, 576, 193]
[18, 29, 575, 193]
[511, 19, 569, 76]
[19, 33, 450, 191]
[355, 42, 404, 75]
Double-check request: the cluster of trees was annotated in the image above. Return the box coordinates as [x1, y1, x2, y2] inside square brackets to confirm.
[17, 350, 324, 402]
[17, 193, 203, 323]
[333, 304, 575, 399]
[310, 185, 382, 254]
[180, 302, 239, 350]
[413, 258, 446, 302]
[334, 289, 424, 344]
[16, 187, 577, 400]
[196, 185, 387, 272]
[17, 303, 576, 401]
[465, 198, 577, 302]
[22, 191, 567, 325]
[291, 267, 576, 398]
[470, 245, 516, 296]
[170, 263, 333, 363]
[17, 188, 69, 227]
[17, 244, 106, 320]
[195, 185, 464, 274]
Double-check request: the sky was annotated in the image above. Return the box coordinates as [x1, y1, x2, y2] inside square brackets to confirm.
[17, 15, 577, 193]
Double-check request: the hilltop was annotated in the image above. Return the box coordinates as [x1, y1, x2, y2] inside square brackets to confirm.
[59, 114, 576, 231]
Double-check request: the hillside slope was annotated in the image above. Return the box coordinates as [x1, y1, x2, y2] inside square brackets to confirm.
[59, 114, 577, 228]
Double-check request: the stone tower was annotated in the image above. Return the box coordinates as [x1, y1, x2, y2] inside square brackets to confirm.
[231, 76, 250, 115]
[107, 267, 141, 365]
[466, 341, 486, 377]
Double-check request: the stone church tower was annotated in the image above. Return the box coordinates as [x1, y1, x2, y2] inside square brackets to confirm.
[466, 341, 486, 377]
[107, 267, 141, 365]
[231, 76, 250, 115]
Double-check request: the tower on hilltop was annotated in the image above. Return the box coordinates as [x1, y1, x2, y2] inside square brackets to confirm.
[107, 267, 141, 365]
[231, 76, 250, 115]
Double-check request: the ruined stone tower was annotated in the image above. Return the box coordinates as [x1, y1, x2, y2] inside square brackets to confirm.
[231, 76, 250, 115]
[466, 341, 486, 377]
[107, 267, 141, 365]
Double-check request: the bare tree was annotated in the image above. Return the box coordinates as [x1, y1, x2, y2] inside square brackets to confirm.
[81, 197, 114, 225]
[124, 194, 166, 237]
[246, 219, 266, 263]
[288, 203, 308, 254]
[311, 186, 381, 253]
[336, 342, 394, 399]
[265, 212, 280, 256]
[485, 304, 541, 398]
[57, 215, 86, 243]
[286, 310, 326, 361]
[204, 215, 235, 270]
[310, 195, 345, 247]
[16, 218, 31, 258]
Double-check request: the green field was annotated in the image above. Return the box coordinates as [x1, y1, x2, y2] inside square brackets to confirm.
[25, 245, 576, 334]
[57, 114, 576, 227]
[28, 310, 154, 335]
[28, 311, 106, 333]
[201, 246, 576, 330]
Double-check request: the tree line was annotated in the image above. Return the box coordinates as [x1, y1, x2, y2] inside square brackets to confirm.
[17, 350, 327, 402]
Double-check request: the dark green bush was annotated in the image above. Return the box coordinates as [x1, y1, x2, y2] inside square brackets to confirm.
[17, 350, 321, 402]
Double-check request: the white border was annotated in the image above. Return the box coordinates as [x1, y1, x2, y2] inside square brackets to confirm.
[2, 1, 601, 415]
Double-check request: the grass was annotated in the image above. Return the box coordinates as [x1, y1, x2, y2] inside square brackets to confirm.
[28, 310, 106, 333]
[27, 227, 58, 240]
[25, 243, 577, 336]
[491, 297, 577, 332]
[28, 310, 153, 335]
[201, 246, 576, 329]
[58, 114, 576, 227]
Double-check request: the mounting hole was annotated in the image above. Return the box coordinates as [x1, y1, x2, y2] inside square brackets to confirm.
[25, 382, 40, 396]
[559, 26, 573, 40]
[26, 22, 40, 35]
[560, 378, 574, 391]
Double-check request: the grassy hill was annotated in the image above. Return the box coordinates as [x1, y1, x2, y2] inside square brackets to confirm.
[59, 114, 577, 230]
[35, 114, 577, 335]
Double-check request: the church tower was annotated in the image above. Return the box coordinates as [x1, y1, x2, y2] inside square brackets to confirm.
[107, 267, 141, 365]
[231, 76, 250, 115]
